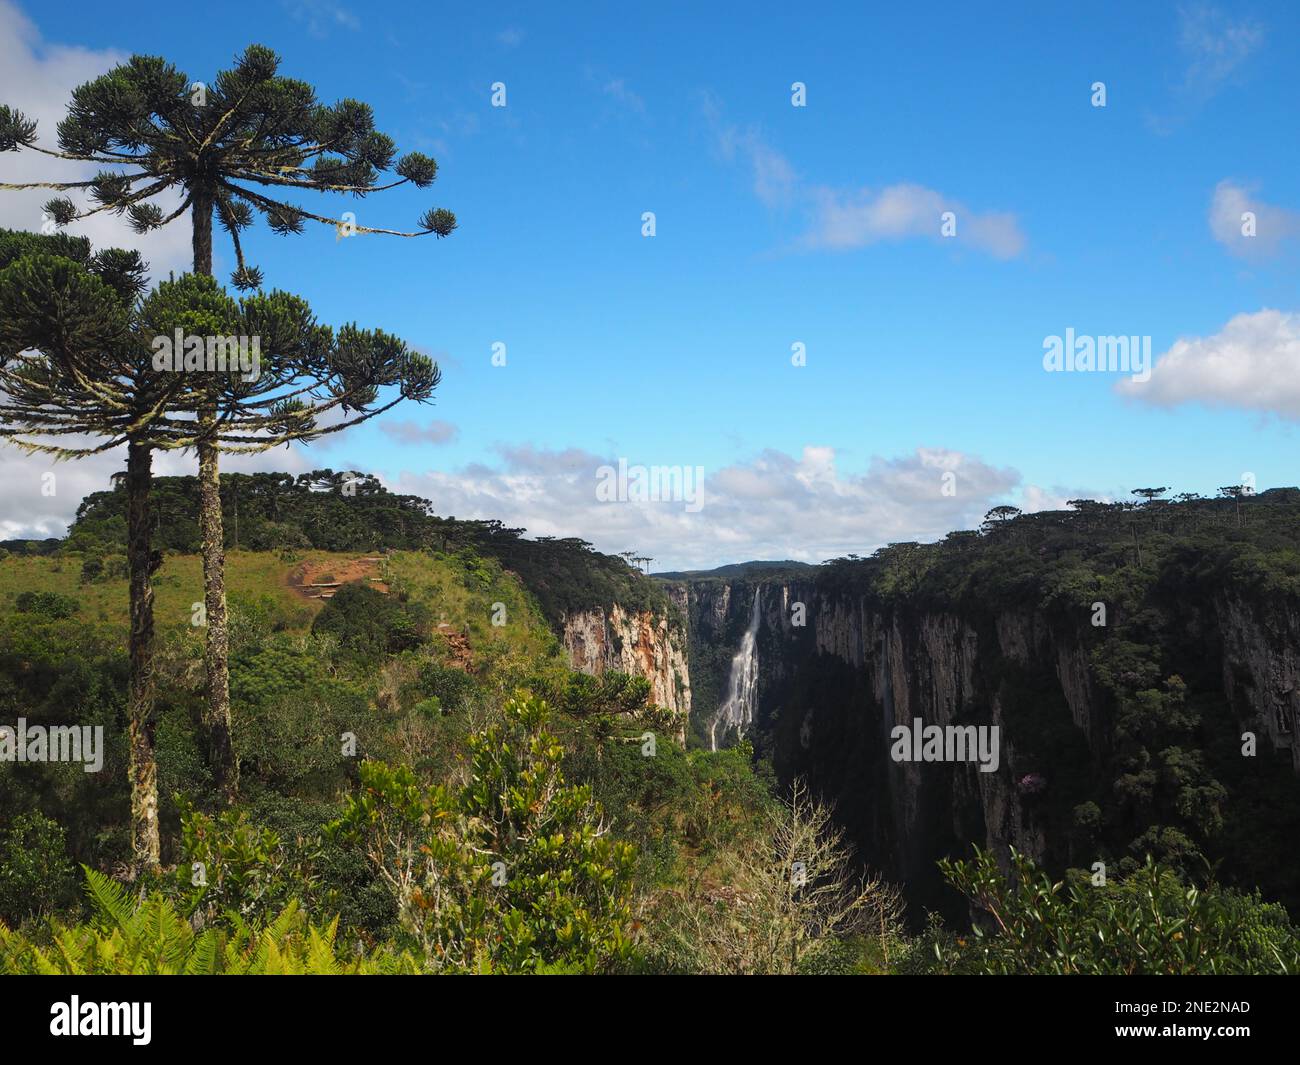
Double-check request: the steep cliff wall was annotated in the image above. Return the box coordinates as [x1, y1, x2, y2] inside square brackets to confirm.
[681, 574, 1300, 918]
[560, 603, 692, 729]
[1218, 593, 1300, 773]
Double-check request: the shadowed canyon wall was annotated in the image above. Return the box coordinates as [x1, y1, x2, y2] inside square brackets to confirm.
[673, 572, 1300, 918]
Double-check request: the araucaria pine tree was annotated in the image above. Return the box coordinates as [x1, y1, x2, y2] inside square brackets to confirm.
[0, 230, 164, 872]
[140, 273, 440, 800]
[0, 236, 438, 821]
[0, 45, 456, 799]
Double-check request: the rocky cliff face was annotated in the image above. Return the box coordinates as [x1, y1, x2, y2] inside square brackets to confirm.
[560, 603, 692, 732]
[679, 575, 1299, 917]
[1218, 593, 1300, 773]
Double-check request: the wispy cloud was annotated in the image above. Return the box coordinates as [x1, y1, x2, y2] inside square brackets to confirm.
[802, 183, 1025, 259]
[716, 125, 798, 207]
[1178, 3, 1264, 94]
[497, 26, 525, 49]
[601, 78, 645, 114]
[1146, 6, 1265, 132]
[704, 94, 1023, 258]
[379, 419, 459, 445]
[1209, 180, 1300, 259]
[283, 0, 360, 37]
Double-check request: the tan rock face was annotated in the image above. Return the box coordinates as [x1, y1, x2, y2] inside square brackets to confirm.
[560, 605, 692, 738]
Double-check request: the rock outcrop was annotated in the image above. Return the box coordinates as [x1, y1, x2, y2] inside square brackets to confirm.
[560, 604, 692, 732]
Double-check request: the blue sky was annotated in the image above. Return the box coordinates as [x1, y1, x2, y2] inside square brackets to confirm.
[1, 1, 1298, 568]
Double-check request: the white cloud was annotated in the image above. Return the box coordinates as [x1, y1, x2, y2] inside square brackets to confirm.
[1019, 484, 1114, 513]
[387, 444, 1022, 571]
[803, 182, 1025, 259]
[2, 431, 1032, 570]
[1116, 308, 1300, 419]
[0, 0, 192, 278]
[1209, 180, 1300, 258]
[496, 27, 525, 49]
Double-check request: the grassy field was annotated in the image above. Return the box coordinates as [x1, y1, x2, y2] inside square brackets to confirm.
[384, 550, 561, 665]
[2, 550, 324, 632]
[0, 548, 564, 670]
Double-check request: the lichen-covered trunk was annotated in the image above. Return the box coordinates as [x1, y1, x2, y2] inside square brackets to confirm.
[198, 416, 237, 803]
[126, 440, 159, 873]
[190, 189, 235, 799]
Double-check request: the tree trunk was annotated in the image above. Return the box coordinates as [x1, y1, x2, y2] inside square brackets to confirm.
[192, 186, 214, 276]
[126, 440, 160, 874]
[198, 412, 237, 803]
[192, 188, 237, 802]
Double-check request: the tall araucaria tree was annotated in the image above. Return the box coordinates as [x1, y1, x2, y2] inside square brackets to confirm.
[0, 243, 439, 814]
[140, 272, 440, 801]
[0, 45, 456, 286]
[0, 44, 456, 799]
[0, 230, 164, 873]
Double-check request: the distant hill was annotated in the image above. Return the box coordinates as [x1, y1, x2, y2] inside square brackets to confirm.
[655, 560, 818, 581]
[48, 469, 671, 627]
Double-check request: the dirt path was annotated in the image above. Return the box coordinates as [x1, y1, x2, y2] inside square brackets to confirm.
[287, 556, 389, 600]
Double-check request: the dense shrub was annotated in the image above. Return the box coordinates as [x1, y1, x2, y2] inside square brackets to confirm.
[0, 867, 417, 974]
[330, 694, 636, 973]
[311, 582, 429, 661]
[929, 847, 1300, 974]
[416, 661, 478, 713]
[0, 813, 78, 925]
[13, 590, 80, 619]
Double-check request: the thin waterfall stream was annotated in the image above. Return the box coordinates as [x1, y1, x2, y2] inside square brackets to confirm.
[711, 587, 761, 751]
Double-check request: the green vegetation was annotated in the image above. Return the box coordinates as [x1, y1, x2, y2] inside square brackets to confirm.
[0, 868, 418, 974]
[65, 469, 672, 624]
[918, 847, 1300, 975]
[6, 484, 1297, 973]
[808, 488, 1300, 914]
[0, 533, 786, 973]
[2, 526, 1297, 971]
[330, 695, 637, 973]
[0, 519, 865, 972]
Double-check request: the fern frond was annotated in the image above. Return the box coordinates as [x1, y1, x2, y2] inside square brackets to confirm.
[306, 926, 341, 974]
[260, 935, 287, 975]
[186, 929, 224, 975]
[82, 866, 136, 935]
[50, 928, 88, 975]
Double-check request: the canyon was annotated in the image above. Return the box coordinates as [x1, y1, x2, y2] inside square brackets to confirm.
[576, 534, 1300, 918]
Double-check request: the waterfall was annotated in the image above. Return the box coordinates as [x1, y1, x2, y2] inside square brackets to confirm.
[711, 588, 762, 751]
